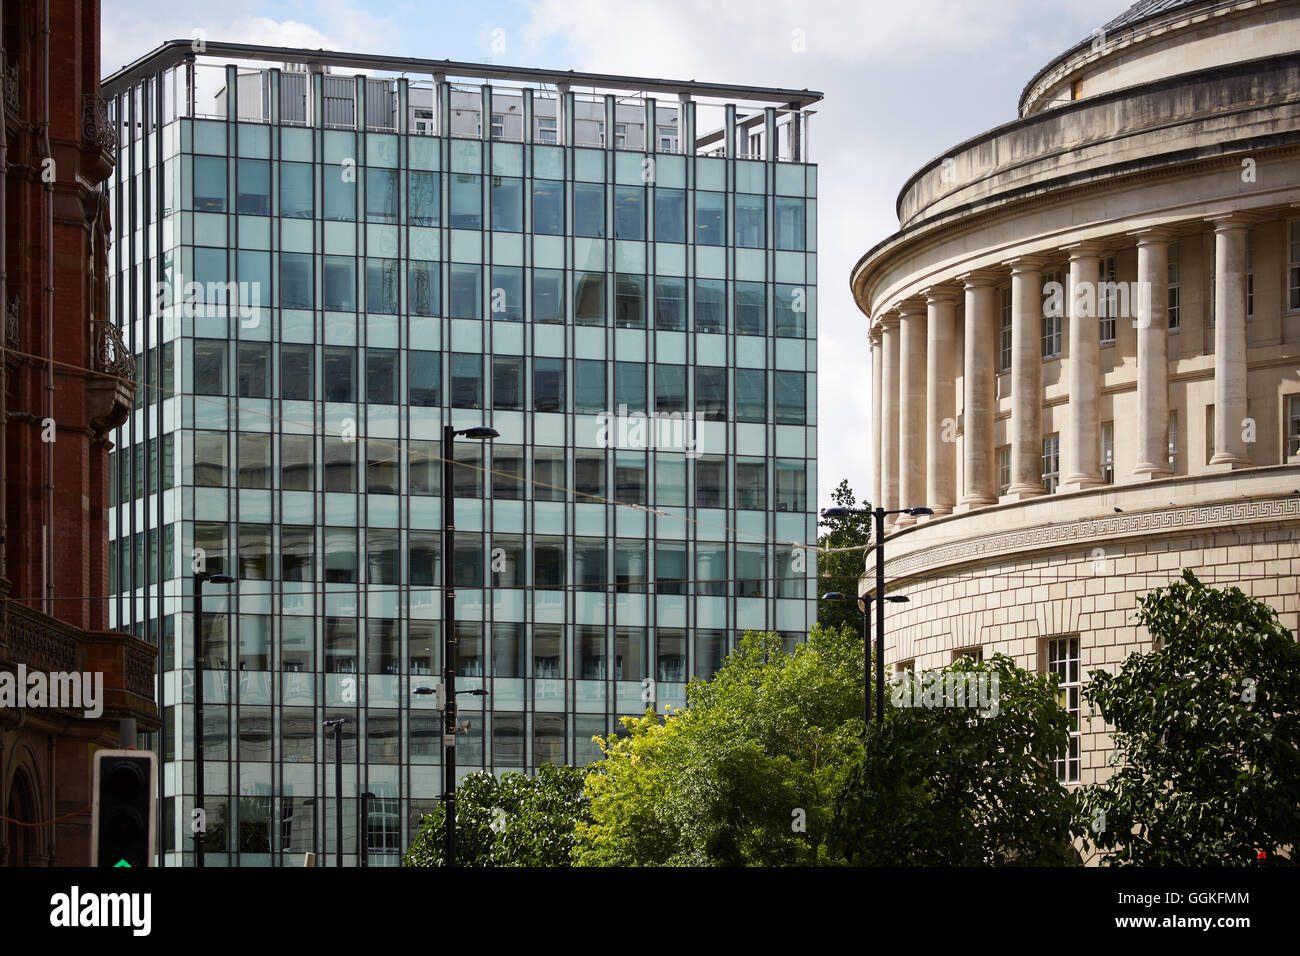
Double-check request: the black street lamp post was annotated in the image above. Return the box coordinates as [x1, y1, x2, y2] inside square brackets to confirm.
[822, 504, 931, 721]
[822, 590, 909, 727]
[359, 792, 375, 868]
[441, 424, 497, 867]
[192, 570, 233, 868]
[323, 716, 351, 868]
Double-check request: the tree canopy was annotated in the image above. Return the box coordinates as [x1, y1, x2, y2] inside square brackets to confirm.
[830, 654, 1080, 866]
[402, 763, 591, 867]
[817, 479, 873, 633]
[573, 625, 865, 866]
[1078, 569, 1300, 865]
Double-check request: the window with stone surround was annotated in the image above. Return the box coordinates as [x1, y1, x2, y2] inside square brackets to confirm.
[1042, 433, 1060, 494]
[1167, 242, 1180, 331]
[1286, 395, 1300, 459]
[1289, 220, 1300, 311]
[1098, 256, 1117, 344]
[1205, 405, 1215, 465]
[952, 646, 983, 663]
[1041, 270, 1062, 359]
[1246, 232, 1254, 320]
[998, 287, 1012, 372]
[1168, 410, 1179, 473]
[997, 445, 1010, 497]
[1045, 636, 1080, 783]
[1101, 422, 1114, 484]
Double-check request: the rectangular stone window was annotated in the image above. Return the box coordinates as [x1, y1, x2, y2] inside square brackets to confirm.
[1098, 256, 1117, 344]
[1041, 270, 1062, 359]
[1168, 409, 1179, 473]
[1041, 433, 1059, 494]
[997, 288, 1012, 373]
[1101, 422, 1114, 484]
[1205, 405, 1215, 465]
[1167, 243, 1180, 331]
[996, 445, 1010, 496]
[1246, 233, 1253, 320]
[1286, 396, 1300, 459]
[1044, 636, 1081, 784]
[1289, 220, 1300, 311]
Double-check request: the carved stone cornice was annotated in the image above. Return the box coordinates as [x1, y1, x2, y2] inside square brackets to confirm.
[883, 494, 1300, 584]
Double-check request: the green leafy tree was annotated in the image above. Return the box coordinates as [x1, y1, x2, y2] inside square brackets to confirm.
[1078, 569, 1300, 866]
[574, 625, 865, 866]
[402, 763, 591, 867]
[817, 480, 873, 633]
[829, 654, 1080, 865]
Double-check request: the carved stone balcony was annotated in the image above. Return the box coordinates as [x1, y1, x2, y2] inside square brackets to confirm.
[1, 602, 159, 730]
[87, 319, 134, 434]
[4, 297, 18, 352]
[3, 53, 18, 121]
[80, 94, 116, 181]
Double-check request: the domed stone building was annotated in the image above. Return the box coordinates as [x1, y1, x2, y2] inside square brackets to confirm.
[853, 0, 1300, 786]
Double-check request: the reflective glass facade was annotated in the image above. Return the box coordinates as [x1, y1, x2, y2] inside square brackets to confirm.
[105, 51, 818, 866]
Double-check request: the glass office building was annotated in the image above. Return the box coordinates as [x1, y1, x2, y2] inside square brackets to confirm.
[102, 43, 820, 866]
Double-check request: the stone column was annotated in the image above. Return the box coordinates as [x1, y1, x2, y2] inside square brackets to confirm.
[924, 287, 959, 516]
[871, 325, 883, 513]
[1006, 257, 1048, 499]
[1209, 215, 1251, 468]
[895, 300, 928, 527]
[1132, 229, 1174, 478]
[880, 313, 901, 529]
[957, 272, 998, 509]
[1061, 243, 1105, 490]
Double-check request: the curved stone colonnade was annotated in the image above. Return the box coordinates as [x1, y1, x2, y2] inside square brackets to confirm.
[851, 38, 1300, 786]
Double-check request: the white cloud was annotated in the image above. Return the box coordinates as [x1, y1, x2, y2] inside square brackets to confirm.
[102, 1, 397, 78]
[521, 0, 1097, 507]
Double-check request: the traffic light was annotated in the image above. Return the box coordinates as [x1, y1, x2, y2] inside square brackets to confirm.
[91, 750, 156, 868]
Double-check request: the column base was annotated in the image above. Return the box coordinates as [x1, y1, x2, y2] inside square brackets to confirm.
[893, 513, 917, 529]
[1130, 464, 1174, 480]
[954, 494, 997, 513]
[1060, 474, 1105, 492]
[919, 505, 953, 521]
[1206, 454, 1253, 471]
[1005, 483, 1046, 501]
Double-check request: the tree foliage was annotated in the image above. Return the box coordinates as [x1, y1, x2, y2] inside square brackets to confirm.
[829, 654, 1080, 865]
[817, 479, 873, 633]
[573, 625, 865, 866]
[1078, 569, 1300, 866]
[402, 763, 591, 867]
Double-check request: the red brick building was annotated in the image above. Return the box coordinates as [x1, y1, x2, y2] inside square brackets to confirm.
[1, 0, 157, 866]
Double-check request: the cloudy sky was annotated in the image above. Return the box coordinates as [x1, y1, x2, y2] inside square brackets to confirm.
[104, 0, 1108, 509]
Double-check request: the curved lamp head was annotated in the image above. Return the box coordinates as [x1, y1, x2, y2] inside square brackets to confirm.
[907, 507, 934, 517]
[457, 426, 499, 440]
[198, 572, 235, 585]
[820, 507, 850, 519]
[821, 591, 847, 601]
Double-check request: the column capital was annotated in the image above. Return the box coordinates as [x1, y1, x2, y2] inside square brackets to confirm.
[1001, 254, 1052, 274]
[876, 311, 900, 331]
[896, 297, 928, 319]
[920, 284, 961, 305]
[868, 325, 882, 347]
[956, 268, 1000, 289]
[1060, 240, 1107, 259]
[1206, 212, 1257, 233]
[1127, 226, 1177, 245]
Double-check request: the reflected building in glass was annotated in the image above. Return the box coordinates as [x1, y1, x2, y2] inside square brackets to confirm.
[102, 43, 820, 865]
